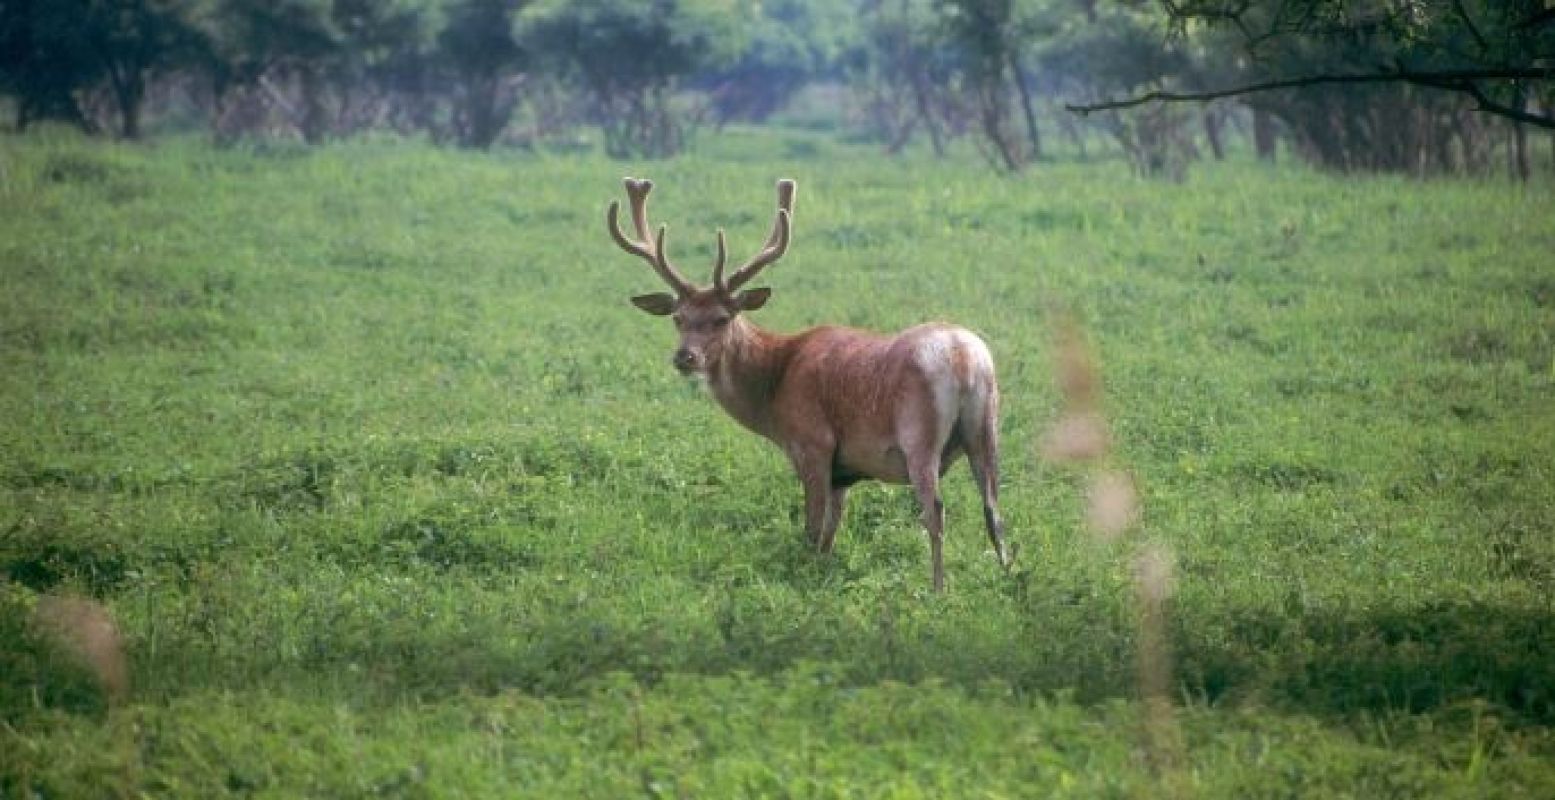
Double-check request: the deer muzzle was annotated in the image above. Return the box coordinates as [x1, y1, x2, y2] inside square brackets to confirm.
[672, 347, 700, 374]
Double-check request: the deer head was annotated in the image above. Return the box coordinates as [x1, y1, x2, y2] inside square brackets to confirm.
[607, 177, 795, 374]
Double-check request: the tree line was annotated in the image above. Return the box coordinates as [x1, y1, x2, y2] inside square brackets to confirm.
[2, 0, 1550, 178]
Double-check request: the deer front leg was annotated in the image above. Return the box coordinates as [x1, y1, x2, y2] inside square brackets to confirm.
[787, 444, 835, 550]
[818, 484, 850, 554]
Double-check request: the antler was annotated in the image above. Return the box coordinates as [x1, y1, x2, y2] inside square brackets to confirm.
[607, 177, 695, 296]
[717, 179, 796, 294]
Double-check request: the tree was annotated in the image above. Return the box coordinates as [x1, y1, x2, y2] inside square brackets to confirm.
[691, 0, 852, 127]
[1067, 1, 1555, 176]
[438, 0, 529, 149]
[1035, 1, 1204, 176]
[204, 0, 341, 142]
[522, 0, 750, 158]
[204, 0, 432, 143]
[845, 0, 962, 156]
[1, 0, 97, 131]
[938, 0, 1044, 171]
[0, 0, 207, 138]
[90, 0, 209, 139]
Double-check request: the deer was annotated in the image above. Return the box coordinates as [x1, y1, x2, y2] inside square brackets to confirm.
[606, 177, 1009, 592]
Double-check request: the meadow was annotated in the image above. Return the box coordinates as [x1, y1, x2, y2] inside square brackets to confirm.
[2, 127, 1553, 797]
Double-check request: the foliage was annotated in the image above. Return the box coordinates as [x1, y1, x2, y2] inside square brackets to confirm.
[1035, 1, 1206, 177]
[200, 0, 435, 143]
[1, 130, 1553, 794]
[435, 0, 530, 149]
[0, 0, 208, 137]
[521, 0, 751, 157]
[1135, 0, 1555, 175]
[2, 0, 1547, 175]
[936, 0, 1037, 170]
[692, 0, 854, 126]
[843, 0, 961, 155]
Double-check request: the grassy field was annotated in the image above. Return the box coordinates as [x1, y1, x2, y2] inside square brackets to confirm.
[2, 127, 1553, 797]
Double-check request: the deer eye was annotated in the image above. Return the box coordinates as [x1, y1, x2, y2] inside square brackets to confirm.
[713, 317, 731, 328]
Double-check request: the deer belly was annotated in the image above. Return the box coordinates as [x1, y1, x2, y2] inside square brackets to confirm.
[834, 439, 911, 484]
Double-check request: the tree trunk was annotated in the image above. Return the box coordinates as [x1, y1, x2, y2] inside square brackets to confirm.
[894, 0, 943, 158]
[299, 67, 328, 145]
[109, 67, 145, 140]
[1252, 107, 1276, 162]
[1203, 109, 1225, 160]
[907, 62, 945, 157]
[978, 83, 1022, 172]
[884, 116, 918, 156]
[1010, 53, 1042, 161]
[459, 71, 506, 149]
[1510, 93, 1530, 182]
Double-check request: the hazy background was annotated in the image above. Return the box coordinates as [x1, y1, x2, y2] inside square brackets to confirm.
[3, 0, 1551, 177]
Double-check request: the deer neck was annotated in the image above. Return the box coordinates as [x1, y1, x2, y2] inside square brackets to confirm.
[706, 317, 790, 439]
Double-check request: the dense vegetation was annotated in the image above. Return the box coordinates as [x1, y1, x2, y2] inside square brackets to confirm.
[1, 127, 1552, 795]
[3, 0, 1551, 176]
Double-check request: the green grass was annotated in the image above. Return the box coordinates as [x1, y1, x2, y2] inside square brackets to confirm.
[2, 126, 1554, 797]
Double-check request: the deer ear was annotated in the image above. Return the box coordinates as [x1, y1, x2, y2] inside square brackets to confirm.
[735, 287, 771, 312]
[630, 293, 677, 316]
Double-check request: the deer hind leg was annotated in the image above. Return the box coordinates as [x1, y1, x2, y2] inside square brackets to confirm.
[960, 384, 1009, 569]
[901, 374, 957, 592]
[962, 413, 1009, 570]
[898, 426, 947, 592]
[907, 455, 946, 593]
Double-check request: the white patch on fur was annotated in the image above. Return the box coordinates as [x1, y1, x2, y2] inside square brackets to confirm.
[712, 362, 735, 398]
[952, 330, 995, 436]
[913, 332, 961, 445]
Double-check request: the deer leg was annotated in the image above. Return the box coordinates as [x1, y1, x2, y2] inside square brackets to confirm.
[789, 446, 834, 550]
[906, 453, 946, 593]
[962, 413, 1009, 569]
[801, 473, 829, 549]
[900, 388, 951, 592]
[819, 484, 850, 554]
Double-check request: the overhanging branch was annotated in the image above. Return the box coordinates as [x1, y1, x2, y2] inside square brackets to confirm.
[1066, 68, 1555, 130]
[1411, 77, 1551, 130]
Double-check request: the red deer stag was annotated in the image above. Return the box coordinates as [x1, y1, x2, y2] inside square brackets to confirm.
[606, 177, 1008, 592]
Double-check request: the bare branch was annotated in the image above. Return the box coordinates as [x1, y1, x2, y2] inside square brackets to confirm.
[1420, 78, 1549, 130]
[1066, 68, 1555, 130]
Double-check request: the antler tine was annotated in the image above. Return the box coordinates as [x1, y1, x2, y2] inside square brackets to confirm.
[724, 179, 796, 292]
[725, 207, 791, 293]
[766, 179, 796, 248]
[624, 178, 653, 243]
[606, 177, 694, 295]
[711, 229, 729, 293]
[652, 224, 692, 294]
[606, 201, 651, 260]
